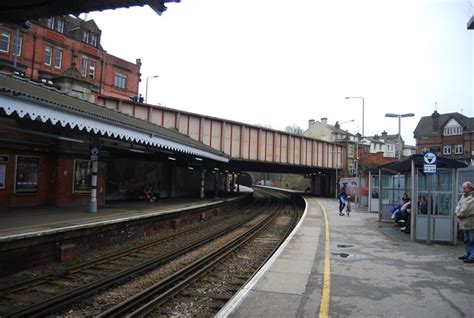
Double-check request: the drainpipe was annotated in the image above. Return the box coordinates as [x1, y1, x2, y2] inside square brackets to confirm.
[30, 33, 37, 79]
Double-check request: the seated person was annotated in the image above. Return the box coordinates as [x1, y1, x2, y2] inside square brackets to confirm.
[143, 184, 160, 202]
[400, 206, 412, 233]
[417, 195, 428, 214]
[392, 193, 410, 223]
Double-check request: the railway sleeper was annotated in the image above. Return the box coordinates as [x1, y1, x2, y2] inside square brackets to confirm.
[48, 279, 79, 287]
[181, 291, 231, 301]
[30, 285, 62, 295]
[80, 268, 108, 276]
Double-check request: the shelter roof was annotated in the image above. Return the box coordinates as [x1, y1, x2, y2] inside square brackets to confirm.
[369, 154, 467, 174]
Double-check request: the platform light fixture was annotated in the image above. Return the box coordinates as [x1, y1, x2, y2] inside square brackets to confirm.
[57, 136, 85, 143]
[145, 75, 159, 104]
[129, 148, 145, 153]
[385, 113, 415, 159]
[344, 96, 364, 136]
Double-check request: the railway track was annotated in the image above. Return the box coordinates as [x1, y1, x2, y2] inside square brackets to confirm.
[0, 190, 301, 317]
[98, 190, 299, 317]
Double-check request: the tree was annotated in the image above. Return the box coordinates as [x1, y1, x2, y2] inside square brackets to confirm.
[285, 124, 303, 135]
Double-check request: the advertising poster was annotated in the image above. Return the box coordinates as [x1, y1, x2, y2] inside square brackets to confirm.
[74, 159, 92, 193]
[15, 156, 40, 194]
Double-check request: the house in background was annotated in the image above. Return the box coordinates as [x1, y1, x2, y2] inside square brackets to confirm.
[0, 15, 141, 102]
[414, 110, 473, 165]
[303, 118, 416, 177]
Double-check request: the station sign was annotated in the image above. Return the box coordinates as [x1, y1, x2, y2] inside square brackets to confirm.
[423, 152, 437, 174]
[90, 146, 99, 161]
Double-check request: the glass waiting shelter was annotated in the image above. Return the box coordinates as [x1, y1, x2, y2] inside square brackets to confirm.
[370, 154, 467, 244]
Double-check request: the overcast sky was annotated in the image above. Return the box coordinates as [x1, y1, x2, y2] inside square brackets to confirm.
[87, 0, 474, 145]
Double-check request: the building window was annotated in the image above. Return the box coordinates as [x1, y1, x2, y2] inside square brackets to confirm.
[80, 58, 87, 76]
[91, 34, 98, 47]
[455, 144, 463, 155]
[81, 58, 97, 79]
[386, 144, 394, 152]
[47, 17, 55, 29]
[88, 61, 96, 79]
[443, 144, 451, 155]
[0, 31, 10, 53]
[83, 30, 90, 43]
[44, 46, 52, 65]
[56, 19, 64, 33]
[422, 147, 429, 153]
[114, 71, 127, 89]
[53, 48, 62, 68]
[443, 126, 462, 136]
[13, 36, 22, 56]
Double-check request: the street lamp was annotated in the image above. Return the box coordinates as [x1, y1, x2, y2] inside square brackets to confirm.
[385, 113, 415, 159]
[145, 75, 159, 104]
[345, 96, 365, 137]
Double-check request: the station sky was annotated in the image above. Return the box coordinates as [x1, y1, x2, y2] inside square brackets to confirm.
[88, 0, 474, 145]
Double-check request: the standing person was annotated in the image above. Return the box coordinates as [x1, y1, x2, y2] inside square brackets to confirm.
[455, 181, 474, 263]
[338, 182, 348, 216]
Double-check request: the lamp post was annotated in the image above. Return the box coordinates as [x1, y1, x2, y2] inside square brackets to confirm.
[385, 113, 415, 159]
[345, 96, 365, 137]
[145, 75, 159, 104]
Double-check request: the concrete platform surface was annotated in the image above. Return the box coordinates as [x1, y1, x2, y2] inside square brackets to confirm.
[0, 193, 248, 241]
[217, 197, 474, 318]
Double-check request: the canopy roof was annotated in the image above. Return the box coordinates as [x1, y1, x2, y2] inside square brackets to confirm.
[0, 73, 229, 163]
[372, 154, 467, 174]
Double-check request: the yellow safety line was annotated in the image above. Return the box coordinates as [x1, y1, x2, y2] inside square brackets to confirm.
[316, 199, 331, 318]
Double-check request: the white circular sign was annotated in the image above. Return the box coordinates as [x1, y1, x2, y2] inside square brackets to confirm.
[423, 152, 437, 164]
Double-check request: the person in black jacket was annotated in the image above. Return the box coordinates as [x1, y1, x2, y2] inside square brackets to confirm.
[338, 182, 348, 216]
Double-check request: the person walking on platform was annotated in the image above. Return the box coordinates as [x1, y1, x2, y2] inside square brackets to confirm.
[338, 182, 348, 216]
[455, 181, 474, 264]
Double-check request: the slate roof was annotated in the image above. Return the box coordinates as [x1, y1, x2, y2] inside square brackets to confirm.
[0, 73, 229, 162]
[414, 112, 474, 138]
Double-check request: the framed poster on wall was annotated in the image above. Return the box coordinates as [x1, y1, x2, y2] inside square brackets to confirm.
[14, 156, 40, 194]
[74, 159, 92, 194]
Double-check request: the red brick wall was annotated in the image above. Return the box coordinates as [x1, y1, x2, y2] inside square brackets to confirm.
[0, 23, 140, 100]
[0, 151, 106, 208]
[416, 131, 473, 161]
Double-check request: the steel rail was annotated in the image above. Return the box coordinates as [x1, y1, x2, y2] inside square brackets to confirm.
[4, 198, 271, 317]
[100, 197, 285, 317]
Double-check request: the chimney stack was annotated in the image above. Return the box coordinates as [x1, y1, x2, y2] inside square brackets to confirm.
[432, 110, 440, 132]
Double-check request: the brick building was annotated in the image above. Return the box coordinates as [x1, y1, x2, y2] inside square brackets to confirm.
[414, 111, 473, 165]
[0, 15, 141, 101]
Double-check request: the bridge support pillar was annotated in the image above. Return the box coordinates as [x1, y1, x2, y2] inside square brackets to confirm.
[200, 168, 205, 199]
[236, 173, 240, 192]
[311, 175, 319, 195]
[170, 163, 177, 198]
[214, 172, 219, 198]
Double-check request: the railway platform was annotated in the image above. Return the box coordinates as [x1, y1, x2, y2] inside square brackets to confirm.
[217, 197, 474, 318]
[0, 195, 247, 240]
